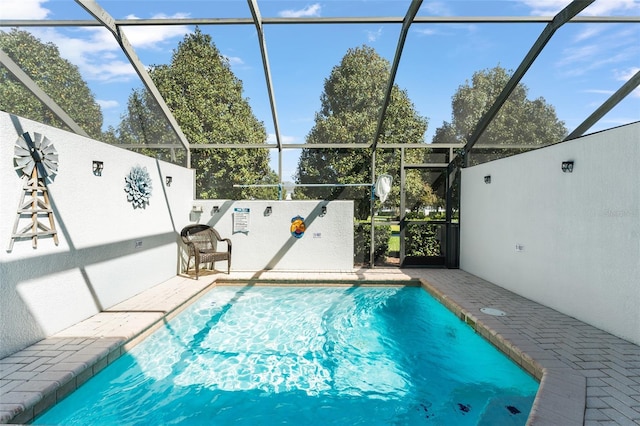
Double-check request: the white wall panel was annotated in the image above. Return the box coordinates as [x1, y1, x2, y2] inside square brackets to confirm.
[461, 123, 640, 345]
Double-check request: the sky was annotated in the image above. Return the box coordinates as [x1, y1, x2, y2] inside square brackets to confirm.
[2, 0, 639, 182]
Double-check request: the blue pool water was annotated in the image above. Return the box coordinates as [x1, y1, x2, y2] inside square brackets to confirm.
[35, 285, 538, 425]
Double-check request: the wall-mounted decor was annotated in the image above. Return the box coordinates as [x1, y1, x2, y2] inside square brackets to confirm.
[125, 165, 153, 209]
[290, 215, 306, 239]
[8, 132, 59, 250]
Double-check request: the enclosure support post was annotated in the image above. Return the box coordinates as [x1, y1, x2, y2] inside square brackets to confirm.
[369, 149, 376, 268]
[399, 147, 406, 266]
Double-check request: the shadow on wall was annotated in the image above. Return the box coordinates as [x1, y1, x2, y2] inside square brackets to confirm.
[260, 201, 327, 270]
[1, 115, 184, 357]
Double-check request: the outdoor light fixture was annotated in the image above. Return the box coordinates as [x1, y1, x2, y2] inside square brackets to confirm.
[484, 175, 491, 184]
[212, 205, 220, 213]
[264, 206, 272, 216]
[92, 160, 104, 176]
[320, 205, 327, 216]
[562, 161, 574, 173]
[165, 176, 172, 186]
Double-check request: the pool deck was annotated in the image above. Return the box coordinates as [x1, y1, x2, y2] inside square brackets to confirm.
[1, 268, 639, 425]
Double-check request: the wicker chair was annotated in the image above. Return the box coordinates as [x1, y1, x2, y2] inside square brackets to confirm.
[180, 224, 232, 278]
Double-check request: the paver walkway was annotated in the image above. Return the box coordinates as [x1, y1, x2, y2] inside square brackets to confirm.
[1, 268, 638, 425]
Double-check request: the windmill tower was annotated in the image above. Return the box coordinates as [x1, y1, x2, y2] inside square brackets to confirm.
[8, 132, 59, 251]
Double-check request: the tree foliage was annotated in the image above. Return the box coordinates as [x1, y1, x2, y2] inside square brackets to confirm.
[433, 65, 567, 165]
[295, 45, 431, 219]
[115, 28, 277, 199]
[0, 29, 103, 139]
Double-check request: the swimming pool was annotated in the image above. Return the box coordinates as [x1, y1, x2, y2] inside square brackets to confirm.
[35, 284, 539, 425]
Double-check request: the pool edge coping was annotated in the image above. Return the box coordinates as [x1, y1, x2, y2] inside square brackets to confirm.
[418, 278, 586, 426]
[2, 277, 586, 425]
[1, 279, 219, 425]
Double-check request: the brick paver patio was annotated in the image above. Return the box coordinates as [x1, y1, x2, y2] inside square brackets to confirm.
[1, 269, 638, 425]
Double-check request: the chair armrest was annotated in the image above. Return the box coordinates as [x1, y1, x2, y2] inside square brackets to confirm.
[181, 239, 194, 250]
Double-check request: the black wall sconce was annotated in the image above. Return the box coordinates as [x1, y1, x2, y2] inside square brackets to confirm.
[212, 205, 220, 214]
[92, 160, 104, 176]
[320, 205, 327, 216]
[484, 175, 491, 184]
[165, 176, 172, 186]
[561, 161, 574, 173]
[264, 206, 272, 216]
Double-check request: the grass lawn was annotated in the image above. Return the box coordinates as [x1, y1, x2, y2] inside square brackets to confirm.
[388, 224, 400, 252]
[388, 235, 399, 252]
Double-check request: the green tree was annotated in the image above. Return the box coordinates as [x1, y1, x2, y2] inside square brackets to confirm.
[116, 28, 277, 199]
[0, 29, 103, 139]
[295, 45, 431, 219]
[433, 65, 567, 165]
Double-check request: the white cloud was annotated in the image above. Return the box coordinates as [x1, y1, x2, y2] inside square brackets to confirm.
[366, 27, 383, 42]
[120, 13, 191, 49]
[224, 56, 245, 66]
[615, 67, 640, 81]
[29, 27, 137, 82]
[24, 13, 191, 83]
[96, 99, 119, 109]
[519, 0, 640, 15]
[615, 67, 640, 97]
[267, 133, 298, 144]
[581, 0, 640, 16]
[414, 28, 438, 37]
[518, 0, 571, 15]
[279, 4, 321, 18]
[583, 89, 615, 95]
[573, 25, 605, 42]
[0, 0, 50, 19]
[419, 2, 452, 16]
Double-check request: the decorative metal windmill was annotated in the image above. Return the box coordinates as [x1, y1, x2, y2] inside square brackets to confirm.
[8, 132, 59, 250]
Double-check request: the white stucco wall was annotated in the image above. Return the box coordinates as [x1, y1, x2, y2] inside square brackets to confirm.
[460, 123, 640, 345]
[188, 200, 354, 272]
[0, 112, 194, 358]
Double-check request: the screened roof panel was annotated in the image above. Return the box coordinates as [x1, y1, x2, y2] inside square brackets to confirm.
[256, 1, 411, 19]
[394, 22, 545, 144]
[518, 21, 640, 136]
[97, 0, 252, 20]
[264, 22, 402, 146]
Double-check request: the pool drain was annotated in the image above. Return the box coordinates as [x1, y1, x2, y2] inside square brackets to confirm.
[480, 307, 507, 316]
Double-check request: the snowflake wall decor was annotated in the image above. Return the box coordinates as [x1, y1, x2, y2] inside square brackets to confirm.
[124, 165, 153, 209]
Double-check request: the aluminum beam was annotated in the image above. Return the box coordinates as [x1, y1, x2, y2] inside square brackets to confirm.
[3, 16, 639, 27]
[460, 0, 595, 162]
[121, 142, 546, 150]
[0, 49, 90, 137]
[370, 0, 422, 151]
[564, 69, 640, 141]
[247, 0, 283, 159]
[74, 0, 191, 164]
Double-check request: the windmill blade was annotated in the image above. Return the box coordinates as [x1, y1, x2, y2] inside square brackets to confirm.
[15, 156, 33, 168]
[44, 153, 59, 164]
[14, 144, 30, 157]
[33, 132, 44, 149]
[42, 158, 59, 176]
[23, 161, 35, 177]
[14, 135, 29, 150]
[42, 144, 57, 155]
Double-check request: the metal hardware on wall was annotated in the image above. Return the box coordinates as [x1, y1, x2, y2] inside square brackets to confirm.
[562, 161, 574, 173]
[93, 160, 103, 176]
